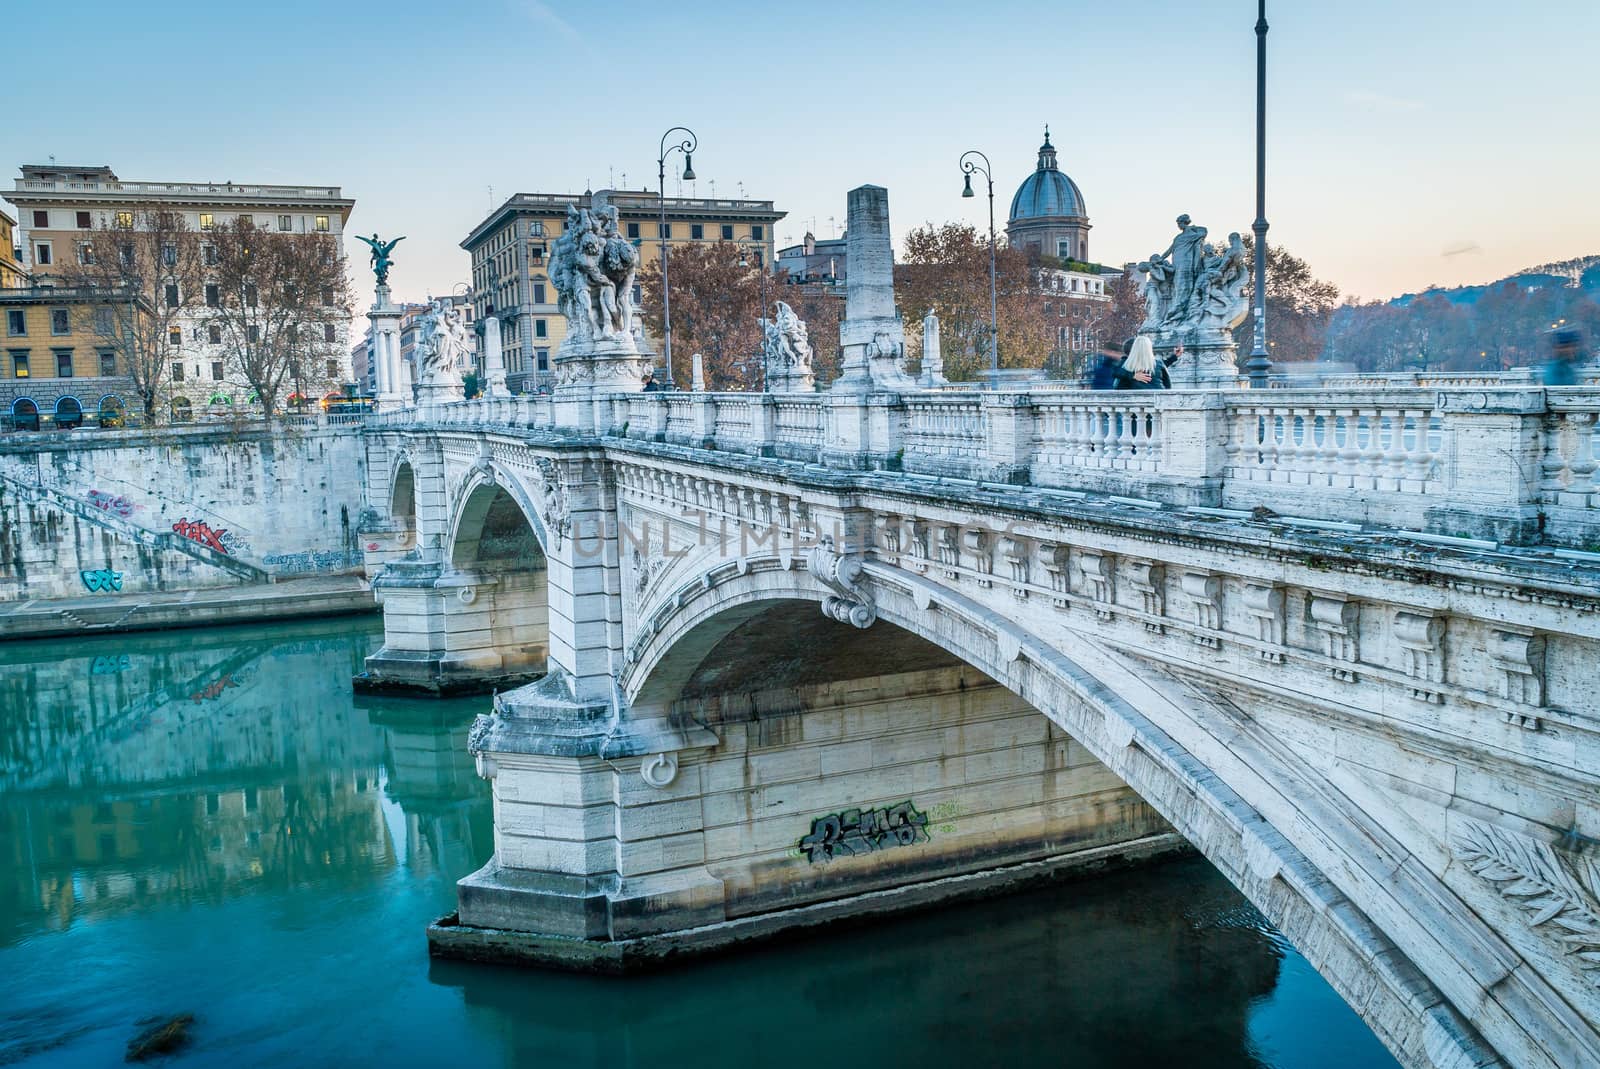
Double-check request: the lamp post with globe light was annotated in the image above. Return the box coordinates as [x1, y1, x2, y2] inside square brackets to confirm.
[657, 127, 698, 388]
[959, 149, 1000, 390]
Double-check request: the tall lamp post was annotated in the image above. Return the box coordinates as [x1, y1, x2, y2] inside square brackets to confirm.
[1244, 0, 1272, 388]
[960, 150, 999, 390]
[657, 126, 698, 389]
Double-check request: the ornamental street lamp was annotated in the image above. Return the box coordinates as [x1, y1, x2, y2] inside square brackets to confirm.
[959, 149, 1000, 390]
[657, 126, 698, 389]
[1244, 0, 1273, 388]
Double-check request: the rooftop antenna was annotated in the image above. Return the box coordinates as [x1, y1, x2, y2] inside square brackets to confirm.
[709, 179, 717, 197]
[737, 180, 746, 199]
[828, 216, 838, 238]
[487, 184, 495, 208]
[609, 166, 614, 188]
[621, 171, 628, 188]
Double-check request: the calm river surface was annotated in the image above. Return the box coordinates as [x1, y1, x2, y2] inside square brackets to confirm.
[0, 616, 1398, 1068]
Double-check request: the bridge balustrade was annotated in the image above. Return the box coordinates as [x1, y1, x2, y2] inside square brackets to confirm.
[1542, 388, 1600, 512]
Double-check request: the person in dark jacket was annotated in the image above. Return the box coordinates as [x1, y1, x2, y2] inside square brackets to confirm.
[1113, 336, 1171, 390]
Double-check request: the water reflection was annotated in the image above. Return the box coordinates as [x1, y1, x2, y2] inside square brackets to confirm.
[0, 618, 1394, 1069]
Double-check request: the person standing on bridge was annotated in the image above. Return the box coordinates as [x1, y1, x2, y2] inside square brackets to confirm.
[1113, 336, 1171, 390]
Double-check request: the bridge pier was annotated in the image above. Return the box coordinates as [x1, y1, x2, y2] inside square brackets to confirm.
[432, 615, 1184, 970]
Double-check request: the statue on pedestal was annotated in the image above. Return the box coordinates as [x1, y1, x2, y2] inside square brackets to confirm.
[1135, 215, 1251, 386]
[414, 298, 469, 398]
[358, 233, 406, 288]
[762, 301, 816, 392]
[550, 206, 640, 348]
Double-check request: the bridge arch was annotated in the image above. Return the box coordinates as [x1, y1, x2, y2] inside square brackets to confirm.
[619, 554, 1492, 1069]
[388, 455, 417, 548]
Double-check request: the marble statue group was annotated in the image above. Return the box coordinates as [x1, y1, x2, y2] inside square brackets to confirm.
[761, 301, 815, 386]
[415, 298, 472, 391]
[549, 204, 640, 349]
[1135, 215, 1249, 338]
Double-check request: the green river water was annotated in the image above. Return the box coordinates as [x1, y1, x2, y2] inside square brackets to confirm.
[0, 616, 1399, 1068]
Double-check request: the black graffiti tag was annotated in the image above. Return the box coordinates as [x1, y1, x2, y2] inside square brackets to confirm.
[798, 801, 930, 864]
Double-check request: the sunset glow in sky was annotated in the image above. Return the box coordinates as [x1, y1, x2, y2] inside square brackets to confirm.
[9, 0, 1599, 304]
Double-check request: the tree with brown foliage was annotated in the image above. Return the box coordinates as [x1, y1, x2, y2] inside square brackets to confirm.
[640, 241, 769, 389]
[895, 223, 1055, 382]
[205, 220, 352, 418]
[68, 207, 205, 423]
[1233, 239, 1342, 363]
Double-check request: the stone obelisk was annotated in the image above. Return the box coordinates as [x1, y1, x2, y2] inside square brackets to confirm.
[832, 185, 914, 393]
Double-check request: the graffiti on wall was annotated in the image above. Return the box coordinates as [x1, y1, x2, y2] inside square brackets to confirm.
[262, 550, 355, 574]
[798, 801, 930, 864]
[85, 489, 137, 518]
[80, 569, 124, 593]
[172, 518, 232, 555]
[189, 673, 241, 703]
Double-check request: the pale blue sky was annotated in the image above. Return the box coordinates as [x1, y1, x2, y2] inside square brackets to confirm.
[8, 0, 1599, 303]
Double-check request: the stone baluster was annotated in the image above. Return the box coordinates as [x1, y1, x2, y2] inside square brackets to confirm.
[1404, 409, 1434, 486]
[1356, 408, 1385, 489]
[1336, 408, 1362, 485]
[1382, 411, 1410, 489]
[1541, 416, 1572, 497]
[1566, 412, 1598, 502]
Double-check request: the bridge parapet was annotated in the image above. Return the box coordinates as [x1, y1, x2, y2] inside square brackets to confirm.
[370, 384, 1600, 546]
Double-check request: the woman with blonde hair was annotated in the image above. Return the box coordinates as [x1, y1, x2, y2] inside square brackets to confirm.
[1113, 335, 1171, 390]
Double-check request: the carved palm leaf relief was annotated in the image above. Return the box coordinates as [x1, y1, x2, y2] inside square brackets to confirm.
[1453, 819, 1600, 987]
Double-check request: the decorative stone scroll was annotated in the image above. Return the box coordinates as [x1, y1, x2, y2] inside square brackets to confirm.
[1127, 561, 1166, 634]
[1394, 610, 1447, 704]
[1001, 536, 1029, 600]
[1452, 819, 1600, 989]
[807, 537, 876, 629]
[1037, 542, 1070, 609]
[879, 515, 903, 565]
[1244, 583, 1286, 662]
[1309, 593, 1360, 682]
[909, 520, 931, 574]
[937, 527, 960, 580]
[1078, 551, 1115, 621]
[1489, 627, 1547, 730]
[965, 529, 993, 588]
[1181, 572, 1223, 649]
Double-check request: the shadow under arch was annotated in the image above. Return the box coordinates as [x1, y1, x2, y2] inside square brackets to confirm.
[618, 554, 1482, 1069]
[389, 457, 417, 548]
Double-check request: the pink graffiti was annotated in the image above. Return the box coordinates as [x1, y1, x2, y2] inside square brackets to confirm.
[365, 542, 379, 551]
[172, 517, 230, 555]
[189, 674, 239, 703]
[86, 489, 136, 518]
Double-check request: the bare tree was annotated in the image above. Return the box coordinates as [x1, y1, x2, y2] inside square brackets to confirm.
[67, 207, 205, 424]
[206, 221, 353, 419]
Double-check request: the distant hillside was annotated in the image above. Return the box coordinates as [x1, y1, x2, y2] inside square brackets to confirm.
[1390, 254, 1600, 308]
[1328, 254, 1600, 371]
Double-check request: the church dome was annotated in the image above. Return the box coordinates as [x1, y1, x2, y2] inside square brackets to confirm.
[1008, 129, 1086, 222]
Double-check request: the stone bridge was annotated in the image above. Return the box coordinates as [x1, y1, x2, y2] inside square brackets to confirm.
[356, 374, 1600, 1069]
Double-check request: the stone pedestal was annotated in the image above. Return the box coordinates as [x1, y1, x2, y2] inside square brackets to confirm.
[832, 185, 916, 394]
[369, 287, 410, 409]
[1149, 328, 1244, 388]
[483, 316, 510, 397]
[552, 337, 650, 434]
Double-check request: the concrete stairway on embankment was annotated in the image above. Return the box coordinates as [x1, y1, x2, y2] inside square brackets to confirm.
[0, 470, 271, 584]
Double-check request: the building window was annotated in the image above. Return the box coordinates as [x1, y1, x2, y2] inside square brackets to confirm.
[691, 224, 704, 239]
[321, 286, 333, 306]
[77, 243, 95, 265]
[211, 361, 224, 380]
[1043, 302, 1052, 314]
[76, 211, 92, 229]
[326, 359, 338, 377]
[94, 307, 113, 335]
[721, 225, 734, 240]
[631, 285, 641, 306]
[165, 284, 179, 308]
[32, 210, 48, 228]
[529, 245, 544, 263]
[626, 223, 640, 239]
[237, 214, 252, 227]
[199, 213, 214, 231]
[324, 324, 336, 343]
[161, 243, 176, 267]
[6, 310, 25, 336]
[1057, 240, 1071, 259]
[203, 244, 217, 266]
[34, 243, 52, 266]
[50, 309, 69, 335]
[169, 328, 182, 345]
[278, 215, 292, 231]
[171, 362, 184, 383]
[114, 211, 133, 230]
[534, 319, 547, 338]
[11, 351, 29, 378]
[247, 324, 259, 343]
[244, 284, 257, 307]
[533, 283, 546, 304]
[99, 350, 116, 376]
[208, 324, 221, 344]
[119, 243, 135, 268]
[752, 225, 763, 240]
[56, 350, 73, 377]
[536, 347, 549, 371]
[314, 216, 329, 232]
[205, 284, 220, 308]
